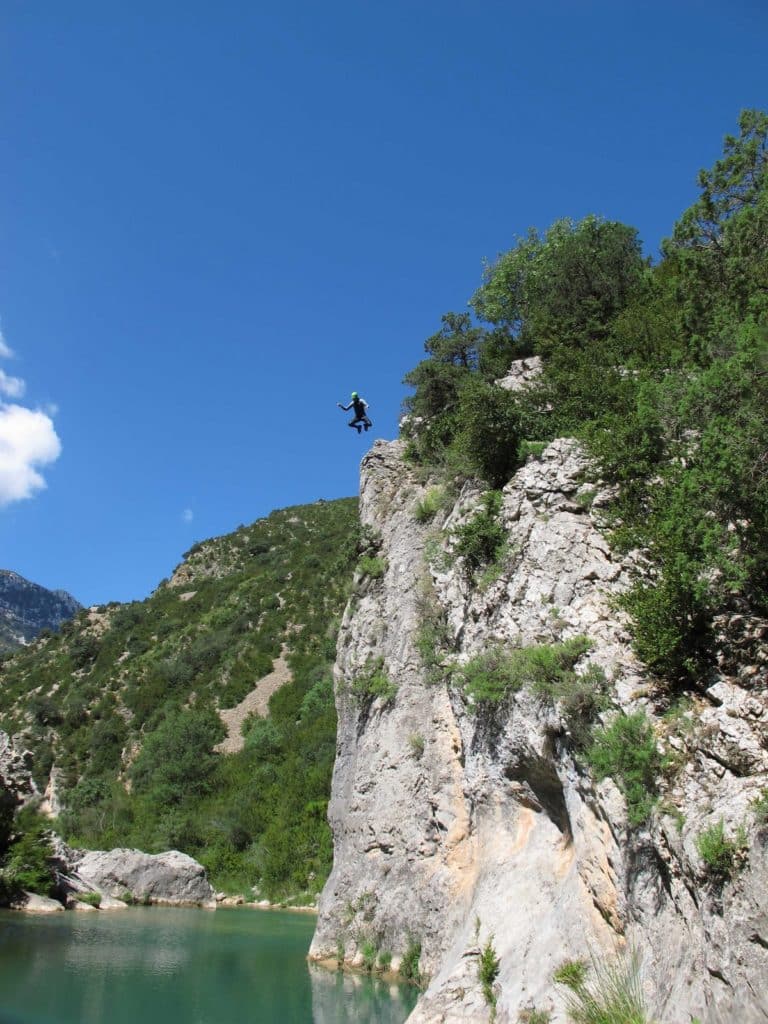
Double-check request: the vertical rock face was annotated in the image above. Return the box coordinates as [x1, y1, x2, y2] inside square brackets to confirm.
[0, 730, 39, 812]
[0, 570, 81, 649]
[310, 438, 768, 1023]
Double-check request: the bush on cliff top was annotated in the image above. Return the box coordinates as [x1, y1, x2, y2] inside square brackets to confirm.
[401, 110, 768, 692]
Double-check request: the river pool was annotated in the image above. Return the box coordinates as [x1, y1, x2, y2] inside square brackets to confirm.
[0, 907, 419, 1024]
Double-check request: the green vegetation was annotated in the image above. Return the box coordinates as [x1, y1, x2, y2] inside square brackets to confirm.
[408, 733, 425, 758]
[695, 819, 748, 879]
[454, 491, 506, 575]
[554, 949, 649, 1024]
[553, 959, 588, 990]
[752, 788, 768, 826]
[414, 486, 445, 523]
[400, 937, 423, 986]
[456, 638, 599, 731]
[377, 949, 393, 973]
[0, 498, 359, 900]
[0, 807, 56, 901]
[357, 555, 387, 580]
[75, 891, 102, 907]
[456, 646, 525, 705]
[517, 441, 547, 461]
[415, 576, 451, 685]
[518, 1011, 551, 1024]
[361, 940, 378, 973]
[350, 658, 397, 708]
[478, 935, 501, 1012]
[586, 713, 662, 826]
[402, 110, 768, 693]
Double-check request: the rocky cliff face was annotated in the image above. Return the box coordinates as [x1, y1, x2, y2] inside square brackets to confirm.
[0, 570, 80, 649]
[0, 730, 39, 814]
[310, 437, 768, 1022]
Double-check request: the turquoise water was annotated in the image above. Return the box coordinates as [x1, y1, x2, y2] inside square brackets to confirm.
[0, 908, 419, 1024]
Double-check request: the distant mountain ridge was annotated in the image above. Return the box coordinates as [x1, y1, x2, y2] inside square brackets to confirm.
[0, 570, 81, 650]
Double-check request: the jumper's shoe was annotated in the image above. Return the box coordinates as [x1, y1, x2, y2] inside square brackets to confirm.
[357, 426, 362, 433]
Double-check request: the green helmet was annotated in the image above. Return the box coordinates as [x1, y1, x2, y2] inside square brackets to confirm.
[351, 391, 358, 398]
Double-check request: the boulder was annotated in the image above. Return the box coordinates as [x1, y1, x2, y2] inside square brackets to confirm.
[68, 897, 97, 912]
[73, 848, 214, 905]
[12, 892, 64, 913]
[99, 894, 130, 910]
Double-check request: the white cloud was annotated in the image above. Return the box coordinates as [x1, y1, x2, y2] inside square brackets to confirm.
[0, 403, 62, 505]
[0, 369, 25, 399]
[182, 508, 194, 523]
[0, 328, 12, 359]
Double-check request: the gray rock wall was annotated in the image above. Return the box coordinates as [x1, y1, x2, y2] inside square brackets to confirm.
[60, 846, 214, 906]
[0, 730, 39, 814]
[310, 437, 768, 1022]
[0, 569, 80, 649]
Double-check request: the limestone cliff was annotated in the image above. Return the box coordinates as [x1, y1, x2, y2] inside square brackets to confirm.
[0, 570, 80, 650]
[310, 437, 768, 1023]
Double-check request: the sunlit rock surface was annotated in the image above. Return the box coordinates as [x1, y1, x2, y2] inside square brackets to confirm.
[311, 432, 768, 1023]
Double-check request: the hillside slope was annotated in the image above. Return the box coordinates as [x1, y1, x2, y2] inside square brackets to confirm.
[0, 497, 358, 897]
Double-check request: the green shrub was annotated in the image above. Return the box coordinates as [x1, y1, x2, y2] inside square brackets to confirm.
[518, 1011, 551, 1024]
[414, 487, 445, 523]
[377, 949, 393, 972]
[621, 573, 709, 683]
[415, 581, 450, 685]
[350, 659, 397, 707]
[400, 937, 422, 985]
[478, 936, 500, 1010]
[75, 891, 102, 907]
[555, 663, 610, 750]
[0, 810, 55, 898]
[457, 646, 526, 705]
[130, 705, 225, 806]
[752, 788, 768, 826]
[553, 958, 588, 991]
[457, 638, 595, 711]
[586, 712, 661, 826]
[453, 376, 524, 488]
[695, 819, 747, 879]
[357, 556, 387, 580]
[361, 940, 378, 973]
[518, 440, 548, 461]
[476, 541, 515, 590]
[454, 491, 506, 574]
[408, 733, 425, 759]
[555, 948, 649, 1024]
[522, 637, 592, 698]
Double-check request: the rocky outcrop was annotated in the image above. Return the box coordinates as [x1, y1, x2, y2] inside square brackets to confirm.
[11, 892, 64, 913]
[310, 435, 768, 1022]
[0, 569, 80, 649]
[496, 355, 543, 393]
[63, 847, 215, 906]
[0, 730, 39, 815]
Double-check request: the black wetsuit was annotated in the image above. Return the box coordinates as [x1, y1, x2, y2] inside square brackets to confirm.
[340, 397, 372, 433]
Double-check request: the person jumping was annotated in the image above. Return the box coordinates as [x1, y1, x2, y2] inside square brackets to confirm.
[337, 392, 372, 434]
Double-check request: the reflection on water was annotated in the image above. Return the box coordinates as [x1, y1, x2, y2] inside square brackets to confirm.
[0, 908, 418, 1024]
[309, 964, 418, 1024]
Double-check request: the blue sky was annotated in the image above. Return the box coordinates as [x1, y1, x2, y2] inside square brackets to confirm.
[1, 0, 766, 606]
